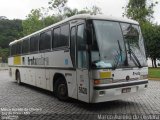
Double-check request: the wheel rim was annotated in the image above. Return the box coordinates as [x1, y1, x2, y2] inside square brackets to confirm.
[58, 84, 66, 96]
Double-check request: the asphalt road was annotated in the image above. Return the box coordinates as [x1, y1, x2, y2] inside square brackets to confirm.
[0, 70, 160, 120]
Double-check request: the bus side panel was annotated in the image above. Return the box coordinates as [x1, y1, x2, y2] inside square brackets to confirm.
[45, 50, 72, 68]
[45, 50, 77, 99]
[35, 68, 46, 89]
[65, 70, 77, 99]
[8, 57, 13, 66]
[8, 57, 15, 80]
[46, 69, 51, 91]
[49, 69, 77, 99]
[12, 67, 16, 80]
[28, 68, 36, 86]
[34, 53, 46, 89]
[20, 68, 29, 84]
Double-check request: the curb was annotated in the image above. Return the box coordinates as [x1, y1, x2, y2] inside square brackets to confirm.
[0, 68, 8, 71]
[148, 78, 160, 81]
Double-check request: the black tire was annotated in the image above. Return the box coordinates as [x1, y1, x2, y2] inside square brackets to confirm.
[16, 71, 21, 85]
[54, 78, 68, 101]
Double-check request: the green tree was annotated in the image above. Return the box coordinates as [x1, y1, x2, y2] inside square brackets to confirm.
[43, 15, 61, 26]
[0, 48, 9, 62]
[0, 19, 23, 61]
[63, 7, 79, 17]
[89, 6, 102, 15]
[48, 0, 67, 15]
[123, 0, 158, 22]
[0, 19, 23, 48]
[63, 6, 101, 18]
[22, 8, 63, 36]
[123, 0, 159, 67]
[22, 9, 44, 35]
[143, 23, 160, 67]
[48, 0, 101, 19]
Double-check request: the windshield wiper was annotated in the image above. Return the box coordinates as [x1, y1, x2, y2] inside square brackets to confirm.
[113, 40, 123, 70]
[117, 40, 123, 61]
[128, 48, 142, 68]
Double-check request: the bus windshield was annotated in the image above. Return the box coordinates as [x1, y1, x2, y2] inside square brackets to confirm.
[91, 20, 147, 69]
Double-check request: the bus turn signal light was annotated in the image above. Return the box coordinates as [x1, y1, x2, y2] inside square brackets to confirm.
[94, 80, 101, 85]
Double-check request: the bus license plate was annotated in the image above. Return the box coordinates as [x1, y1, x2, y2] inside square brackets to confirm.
[122, 88, 131, 93]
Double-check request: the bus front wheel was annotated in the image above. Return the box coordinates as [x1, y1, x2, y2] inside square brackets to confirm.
[55, 78, 68, 101]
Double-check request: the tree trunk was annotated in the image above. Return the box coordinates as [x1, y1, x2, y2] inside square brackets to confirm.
[154, 58, 157, 68]
[151, 59, 154, 67]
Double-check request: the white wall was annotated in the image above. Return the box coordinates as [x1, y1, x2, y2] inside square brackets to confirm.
[147, 58, 160, 67]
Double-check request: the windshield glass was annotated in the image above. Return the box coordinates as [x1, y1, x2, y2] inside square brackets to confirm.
[92, 20, 147, 69]
[92, 20, 127, 69]
[120, 23, 147, 67]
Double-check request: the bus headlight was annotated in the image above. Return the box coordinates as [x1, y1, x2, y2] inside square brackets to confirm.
[94, 79, 112, 85]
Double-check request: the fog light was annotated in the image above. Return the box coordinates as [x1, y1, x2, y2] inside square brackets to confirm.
[94, 79, 112, 85]
[99, 91, 105, 95]
[145, 84, 148, 88]
[94, 80, 101, 85]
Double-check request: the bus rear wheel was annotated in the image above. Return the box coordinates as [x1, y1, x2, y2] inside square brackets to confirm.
[16, 71, 21, 85]
[55, 78, 68, 101]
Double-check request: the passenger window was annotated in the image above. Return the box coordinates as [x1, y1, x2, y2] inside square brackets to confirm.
[52, 27, 60, 48]
[40, 31, 51, 51]
[16, 42, 22, 55]
[11, 44, 16, 56]
[30, 35, 39, 52]
[70, 27, 76, 67]
[53, 24, 69, 48]
[77, 24, 88, 68]
[61, 24, 69, 47]
[22, 39, 30, 54]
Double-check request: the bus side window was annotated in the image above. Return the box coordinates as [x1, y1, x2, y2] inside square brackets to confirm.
[11, 44, 16, 56]
[30, 35, 39, 52]
[53, 24, 69, 49]
[17, 42, 22, 55]
[22, 39, 30, 54]
[70, 27, 76, 67]
[40, 31, 51, 51]
[61, 24, 69, 47]
[77, 24, 88, 68]
[52, 27, 61, 48]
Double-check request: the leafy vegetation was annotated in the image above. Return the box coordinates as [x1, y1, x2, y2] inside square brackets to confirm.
[148, 67, 160, 78]
[123, 0, 158, 22]
[123, 0, 160, 67]
[0, 19, 23, 61]
[0, 0, 101, 61]
[0, 0, 160, 66]
[0, 19, 23, 48]
[22, 0, 101, 35]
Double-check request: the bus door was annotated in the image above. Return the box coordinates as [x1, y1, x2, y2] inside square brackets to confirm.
[76, 22, 90, 102]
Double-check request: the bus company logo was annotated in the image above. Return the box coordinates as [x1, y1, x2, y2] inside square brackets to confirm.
[28, 56, 49, 65]
[133, 72, 140, 76]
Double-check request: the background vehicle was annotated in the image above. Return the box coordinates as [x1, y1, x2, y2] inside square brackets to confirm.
[8, 14, 148, 103]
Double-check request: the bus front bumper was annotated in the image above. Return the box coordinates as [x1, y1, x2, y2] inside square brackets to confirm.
[90, 80, 148, 103]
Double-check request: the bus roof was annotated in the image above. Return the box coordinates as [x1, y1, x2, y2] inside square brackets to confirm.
[9, 14, 139, 45]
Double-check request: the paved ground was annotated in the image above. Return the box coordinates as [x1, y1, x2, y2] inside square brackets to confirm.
[0, 70, 160, 120]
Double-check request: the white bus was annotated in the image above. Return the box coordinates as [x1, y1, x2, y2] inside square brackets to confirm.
[8, 14, 148, 103]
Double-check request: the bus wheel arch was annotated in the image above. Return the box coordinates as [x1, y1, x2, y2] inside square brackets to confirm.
[53, 73, 68, 101]
[15, 69, 21, 85]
